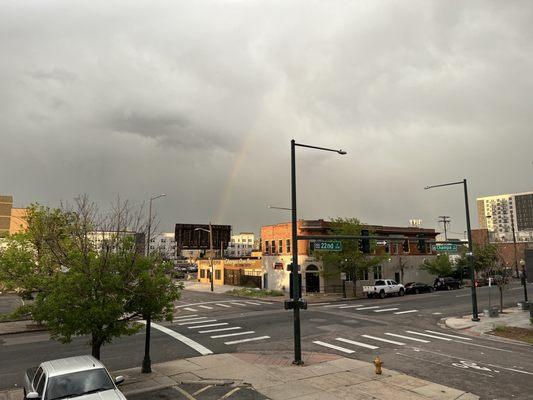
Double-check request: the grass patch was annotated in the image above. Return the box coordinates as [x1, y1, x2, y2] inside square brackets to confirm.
[226, 288, 284, 298]
[489, 326, 533, 344]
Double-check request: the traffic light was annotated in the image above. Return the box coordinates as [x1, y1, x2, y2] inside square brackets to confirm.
[359, 229, 370, 254]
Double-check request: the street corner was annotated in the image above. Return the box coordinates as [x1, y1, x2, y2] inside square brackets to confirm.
[127, 381, 269, 400]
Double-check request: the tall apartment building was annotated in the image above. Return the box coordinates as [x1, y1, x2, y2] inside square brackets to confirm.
[149, 232, 178, 261]
[477, 191, 533, 242]
[226, 232, 255, 257]
[0, 195, 28, 237]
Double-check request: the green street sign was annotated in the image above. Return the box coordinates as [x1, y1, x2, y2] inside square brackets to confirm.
[434, 244, 458, 252]
[313, 240, 342, 251]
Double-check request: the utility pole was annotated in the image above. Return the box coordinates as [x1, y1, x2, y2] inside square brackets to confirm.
[511, 217, 520, 279]
[438, 216, 451, 241]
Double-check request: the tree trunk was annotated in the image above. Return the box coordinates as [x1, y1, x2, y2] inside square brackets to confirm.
[91, 334, 102, 360]
[499, 285, 504, 313]
[352, 277, 357, 298]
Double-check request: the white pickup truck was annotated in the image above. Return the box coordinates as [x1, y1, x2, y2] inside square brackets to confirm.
[363, 279, 405, 299]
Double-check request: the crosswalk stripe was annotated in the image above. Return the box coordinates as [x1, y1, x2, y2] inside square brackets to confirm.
[384, 333, 430, 343]
[424, 330, 473, 341]
[198, 305, 213, 309]
[179, 319, 217, 326]
[184, 307, 197, 312]
[173, 314, 198, 320]
[361, 335, 405, 346]
[145, 321, 213, 356]
[211, 331, 255, 339]
[406, 331, 452, 341]
[198, 327, 242, 334]
[324, 304, 347, 307]
[256, 301, 273, 304]
[374, 308, 399, 313]
[224, 336, 270, 345]
[173, 317, 206, 323]
[309, 302, 331, 306]
[336, 338, 379, 350]
[231, 302, 247, 306]
[313, 341, 355, 354]
[187, 323, 228, 329]
[338, 305, 362, 309]
[355, 306, 380, 310]
[244, 301, 262, 305]
[394, 310, 418, 315]
[216, 304, 232, 308]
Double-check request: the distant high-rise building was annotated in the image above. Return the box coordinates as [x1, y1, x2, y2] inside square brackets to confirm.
[225, 232, 255, 257]
[477, 191, 533, 242]
[0, 195, 28, 237]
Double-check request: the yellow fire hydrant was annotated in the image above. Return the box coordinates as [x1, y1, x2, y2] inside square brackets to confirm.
[373, 356, 383, 375]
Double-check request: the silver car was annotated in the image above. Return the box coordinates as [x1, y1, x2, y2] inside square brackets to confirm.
[23, 355, 126, 399]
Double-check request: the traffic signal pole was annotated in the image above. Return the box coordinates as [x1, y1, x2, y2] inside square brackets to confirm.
[463, 179, 480, 321]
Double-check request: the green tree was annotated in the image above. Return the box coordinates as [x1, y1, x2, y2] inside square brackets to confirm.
[0, 196, 181, 359]
[314, 217, 383, 297]
[421, 254, 455, 277]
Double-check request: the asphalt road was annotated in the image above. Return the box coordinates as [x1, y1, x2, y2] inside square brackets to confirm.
[1, 282, 532, 399]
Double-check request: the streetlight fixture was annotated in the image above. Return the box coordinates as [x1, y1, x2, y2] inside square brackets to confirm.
[195, 224, 214, 292]
[519, 259, 528, 303]
[142, 193, 166, 374]
[267, 205, 292, 211]
[289, 139, 346, 365]
[424, 179, 479, 322]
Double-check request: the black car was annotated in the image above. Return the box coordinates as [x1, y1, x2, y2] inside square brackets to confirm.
[404, 282, 434, 295]
[434, 277, 462, 290]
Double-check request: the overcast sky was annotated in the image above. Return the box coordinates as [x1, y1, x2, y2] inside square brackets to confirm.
[2, 1, 533, 238]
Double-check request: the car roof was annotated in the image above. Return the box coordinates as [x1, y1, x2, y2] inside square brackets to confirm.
[41, 355, 105, 377]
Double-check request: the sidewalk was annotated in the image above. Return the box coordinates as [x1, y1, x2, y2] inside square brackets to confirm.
[0, 319, 45, 336]
[0, 352, 479, 400]
[444, 306, 532, 335]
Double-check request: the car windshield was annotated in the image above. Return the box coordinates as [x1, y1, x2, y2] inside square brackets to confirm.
[46, 368, 114, 400]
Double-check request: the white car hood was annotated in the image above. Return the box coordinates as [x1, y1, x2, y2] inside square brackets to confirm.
[61, 389, 126, 400]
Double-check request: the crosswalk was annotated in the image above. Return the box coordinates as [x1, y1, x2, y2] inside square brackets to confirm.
[172, 314, 270, 346]
[312, 302, 419, 316]
[176, 300, 273, 313]
[313, 329, 473, 354]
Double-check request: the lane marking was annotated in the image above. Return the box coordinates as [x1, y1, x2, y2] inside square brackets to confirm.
[199, 327, 242, 334]
[396, 352, 494, 378]
[309, 302, 331, 306]
[193, 385, 213, 396]
[173, 385, 197, 400]
[211, 331, 255, 339]
[385, 333, 430, 343]
[361, 334, 405, 346]
[244, 301, 262, 305]
[338, 305, 363, 309]
[313, 341, 355, 354]
[336, 338, 379, 350]
[224, 336, 270, 345]
[424, 330, 472, 341]
[452, 340, 513, 353]
[433, 312, 442, 315]
[394, 310, 418, 315]
[220, 387, 241, 399]
[188, 323, 228, 329]
[173, 317, 207, 323]
[173, 314, 198, 320]
[406, 331, 452, 341]
[179, 319, 217, 326]
[324, 304, 347, 308]
[374, 308, 399, 313]
[230, 302, 247, 306]
[257, 301, 273, 304]
[216, 303, 231, 308]
[144, 321, 212, 356]
[355, 306, 380, 310]
[184, 307, 197, 312]
[198, 305, 213, 309]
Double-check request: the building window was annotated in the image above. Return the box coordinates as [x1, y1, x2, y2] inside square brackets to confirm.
[357, 269, 369, 280]
[265, 241, 270, 254]
[279, 240, 283, 254]
[215, 270, 221, 280]
[271, 240, 276, 254]
[286, 239, 291, 253]
[200, 269, 206, 278]
[373, 266, 382, 280]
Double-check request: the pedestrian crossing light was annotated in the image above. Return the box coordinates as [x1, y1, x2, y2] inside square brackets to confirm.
[359, 230, 371, 254]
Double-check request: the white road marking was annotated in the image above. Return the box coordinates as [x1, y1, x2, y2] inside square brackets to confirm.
[216, 303, 232, 308]
[452, 340, 513, 353]
[211, 331, 255, 339]
[224, 336, 270, 345]
[338, 305, 363, 309]
[336, 338, 379, 349]
[456, 294, 471, 298]
[424, 330, 473, 340]
[244, 301, 262, 305]
[313, 340, 355, 354]
[230, 302, 247, 306]
[432, 312, 442, 315]
[385, 333, 430, 343]
[309, 302, 331, 306]
[394, 310, 418, 315]
[173, 317, 207, 323]
[406, 331, 452, 341]
[361, 335, 405, 346]
[188, 323, 228, 329]
[184, 307, 197, 312]
[193, 385, 213, 396]
[256, 301, 273, 304]
[198, 305, 213, 309]
[179, 319, 217, 326]
[374, 308, 399, 313]
[173, 314, 198, 320]
[324, 304, 347, 308]
[144, 321, 212, 355]
[355, 306, 380, 310]
[198, 327, 242, 334]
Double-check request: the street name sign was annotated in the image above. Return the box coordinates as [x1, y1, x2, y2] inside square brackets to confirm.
[313, 240, 342, 251]
[434, 244, 458, 252]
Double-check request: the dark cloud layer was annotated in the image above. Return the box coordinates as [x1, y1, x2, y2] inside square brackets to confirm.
[1, 1, 533, 237]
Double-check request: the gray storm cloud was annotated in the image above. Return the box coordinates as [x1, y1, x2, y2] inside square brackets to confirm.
[1, 0, 533, 236]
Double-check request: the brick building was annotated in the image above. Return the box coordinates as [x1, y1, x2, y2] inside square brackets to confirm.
[0, 195, 28, 237]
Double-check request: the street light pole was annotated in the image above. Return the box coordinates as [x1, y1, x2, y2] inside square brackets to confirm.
[195, 226, 214, 292]
[289, 139, 346, 365]
[425, 179, 479, 321]
[142, 193, 166, 374]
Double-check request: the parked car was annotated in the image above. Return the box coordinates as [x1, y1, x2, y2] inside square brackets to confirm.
[24, 355, 126, 399]
[434, 277, 462, 291]
[404, 282, 434, 294]
[363, 279, 405, 299]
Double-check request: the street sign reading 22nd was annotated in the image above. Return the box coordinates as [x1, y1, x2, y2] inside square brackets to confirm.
[314, 241, 342, 251]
